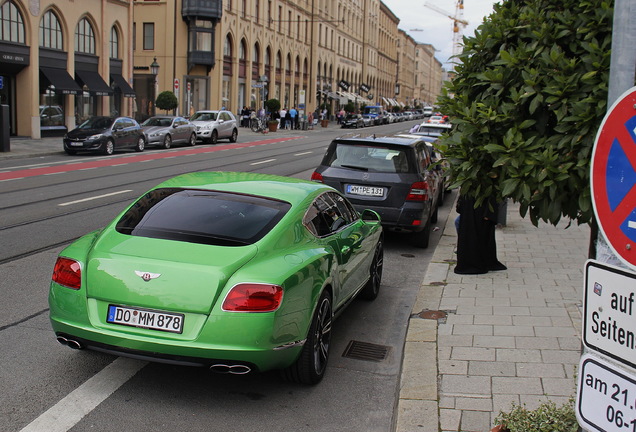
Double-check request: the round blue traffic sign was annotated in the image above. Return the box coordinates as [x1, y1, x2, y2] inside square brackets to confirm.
[591, 86, 636, 269]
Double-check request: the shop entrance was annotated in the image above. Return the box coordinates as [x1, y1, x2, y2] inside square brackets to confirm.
[0, 74, 16, 136]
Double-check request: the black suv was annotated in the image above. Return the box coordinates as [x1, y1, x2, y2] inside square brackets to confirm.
[311, 135, 443, 248]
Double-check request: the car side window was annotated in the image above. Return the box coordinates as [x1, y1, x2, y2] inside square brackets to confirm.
[303, 194, 350, 237]
[113, 119, 124, 130]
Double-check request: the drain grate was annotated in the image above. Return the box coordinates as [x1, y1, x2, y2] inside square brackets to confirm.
[342, 340, 391, 362]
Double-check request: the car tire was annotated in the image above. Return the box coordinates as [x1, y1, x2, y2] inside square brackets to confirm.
[162, 134, 172, 149]
[102, 139, 115, 155]
[281, 290, 332, 385]
[188, 133, 197, 146]
[210, 130, 218, 144]
[411, 220, 431, 248]
[360, 238, 384, 300]
[229, 128, 238, 143]
[134, 136, 145, 152]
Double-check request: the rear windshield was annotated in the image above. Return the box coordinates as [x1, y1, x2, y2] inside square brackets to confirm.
[324, 143, 412, 173]
[116, 188, 291, 246]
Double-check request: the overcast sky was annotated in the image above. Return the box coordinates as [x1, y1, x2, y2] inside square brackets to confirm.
[381, 0, 500, 69]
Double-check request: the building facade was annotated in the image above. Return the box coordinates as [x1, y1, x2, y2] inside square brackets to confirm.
[0, 0, 135, 138]
[133, 0, 444, 121]
[0, 0, 445, 138]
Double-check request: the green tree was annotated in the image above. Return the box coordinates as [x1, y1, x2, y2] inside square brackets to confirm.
[438, 0, 613, 226]
[264, 98, 281, 114]
[344, 102, 355, 113]
[155, 91, 178, 113]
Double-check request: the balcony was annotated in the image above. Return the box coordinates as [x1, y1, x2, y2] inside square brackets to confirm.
[182, 0, 222, 20]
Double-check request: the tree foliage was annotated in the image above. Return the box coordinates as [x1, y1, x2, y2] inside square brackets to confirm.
[265, 98, 281, 114]
[437, 0, 613, 226]
[155, 91, 178, 112]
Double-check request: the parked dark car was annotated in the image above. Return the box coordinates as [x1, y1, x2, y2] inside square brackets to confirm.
[141, 116, 197, 148]
[63, 116, 145, 155]
[311, 135, 443, 248]
[341, 114, 365, 129]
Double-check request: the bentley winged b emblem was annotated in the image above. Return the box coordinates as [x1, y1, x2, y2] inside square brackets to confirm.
[135, 271, 161, 282]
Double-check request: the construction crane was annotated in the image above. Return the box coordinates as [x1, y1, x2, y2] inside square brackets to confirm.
[424, 1, 468, 62]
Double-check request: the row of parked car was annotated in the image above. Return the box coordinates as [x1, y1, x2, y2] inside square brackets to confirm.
[63, 111, 240, 155]
[341, 110, 433, 129]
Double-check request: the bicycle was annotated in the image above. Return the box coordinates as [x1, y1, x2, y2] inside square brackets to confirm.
[250, 116, 267, 132]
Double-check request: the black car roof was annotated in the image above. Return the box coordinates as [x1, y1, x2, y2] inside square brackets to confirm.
[332, 134, 430, 148]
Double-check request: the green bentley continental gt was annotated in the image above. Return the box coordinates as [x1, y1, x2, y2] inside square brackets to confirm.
[49, 172, 383, 384]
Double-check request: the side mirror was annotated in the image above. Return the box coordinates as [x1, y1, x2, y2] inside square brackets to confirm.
[360, 209, 381, 223]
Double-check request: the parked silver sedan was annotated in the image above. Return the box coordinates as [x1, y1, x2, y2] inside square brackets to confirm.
[141, 116, 197, 149]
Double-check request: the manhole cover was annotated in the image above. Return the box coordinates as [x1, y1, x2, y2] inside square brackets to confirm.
[342, 340, 391, 362]
[419, 310, 447, 320]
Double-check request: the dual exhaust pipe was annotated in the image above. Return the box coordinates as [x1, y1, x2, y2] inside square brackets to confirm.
[209, 364, 251, 375]
[56, 335, 84, 350]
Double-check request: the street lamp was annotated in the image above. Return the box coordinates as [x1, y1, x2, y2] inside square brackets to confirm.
[150, 57, 160, 116]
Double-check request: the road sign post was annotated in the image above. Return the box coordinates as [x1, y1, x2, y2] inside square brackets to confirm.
[591, 86, 636, 270]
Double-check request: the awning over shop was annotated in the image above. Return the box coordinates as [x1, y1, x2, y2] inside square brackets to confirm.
[382, 97, 390, 106]
[110, 73, 136, 97]
[75, 70, 113, 96]
[40, 67, 83, 95]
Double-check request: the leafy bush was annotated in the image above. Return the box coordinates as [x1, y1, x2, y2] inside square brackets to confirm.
[155, 91, 178, 112]
[494, 399, 578, 432]
[264, 98, 281, 114]
[437, 0, 614, 226]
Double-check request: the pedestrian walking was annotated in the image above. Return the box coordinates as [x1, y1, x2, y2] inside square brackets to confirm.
[284, 110, 292, 130]
[279, 107, 287, 130]
[289, 107, 298, 129]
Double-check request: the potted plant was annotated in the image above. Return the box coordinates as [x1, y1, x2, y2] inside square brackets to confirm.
[319, 103, 330, 127]
[264, 98, 281, 132]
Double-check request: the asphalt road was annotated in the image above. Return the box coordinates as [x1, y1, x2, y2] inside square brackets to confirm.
[0, 122, 454, 432]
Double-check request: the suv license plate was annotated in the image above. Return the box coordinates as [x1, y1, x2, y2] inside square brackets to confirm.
[347, 185, 385, 197]
[107, 305, 184, 333]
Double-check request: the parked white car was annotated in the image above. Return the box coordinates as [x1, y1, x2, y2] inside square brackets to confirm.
[190, 110, 239, 144]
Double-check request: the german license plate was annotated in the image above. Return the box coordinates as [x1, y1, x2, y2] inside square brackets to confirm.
[347, 184, 385, 197]
[69, 141, 84, 147]
[107, 305, 184, 333]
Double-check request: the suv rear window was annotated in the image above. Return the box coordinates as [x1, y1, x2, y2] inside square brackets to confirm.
[324, 142, 412, 173]
[116, 188, 290, 246]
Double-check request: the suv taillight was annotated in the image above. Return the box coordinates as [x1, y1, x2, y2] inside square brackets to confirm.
[406, 182, 429, 201]
[52, 257, 82, 290]
[311, 171, 324, 183]
[222, 283, 283, 312]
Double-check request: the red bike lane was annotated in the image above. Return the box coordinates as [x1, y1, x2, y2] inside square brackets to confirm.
[0, 137, 299, 182]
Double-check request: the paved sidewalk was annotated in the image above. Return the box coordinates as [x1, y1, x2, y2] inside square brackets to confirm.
[396, 200, 589, 432]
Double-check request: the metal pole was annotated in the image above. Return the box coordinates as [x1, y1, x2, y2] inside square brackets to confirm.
[596, 0, 636, 265]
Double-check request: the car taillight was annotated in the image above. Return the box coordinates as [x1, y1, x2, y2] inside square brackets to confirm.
[52, 257, 82, 290]
[310, 171, 323, 183]
[406, 182, 429, 201]
[222, 283, 283, 312]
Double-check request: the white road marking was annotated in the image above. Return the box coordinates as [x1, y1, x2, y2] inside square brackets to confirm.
[250, 159, 276, 165]
[294, 151, 313, 156]
[19, 358, 147, 432]
[58, 190, 133, 206]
